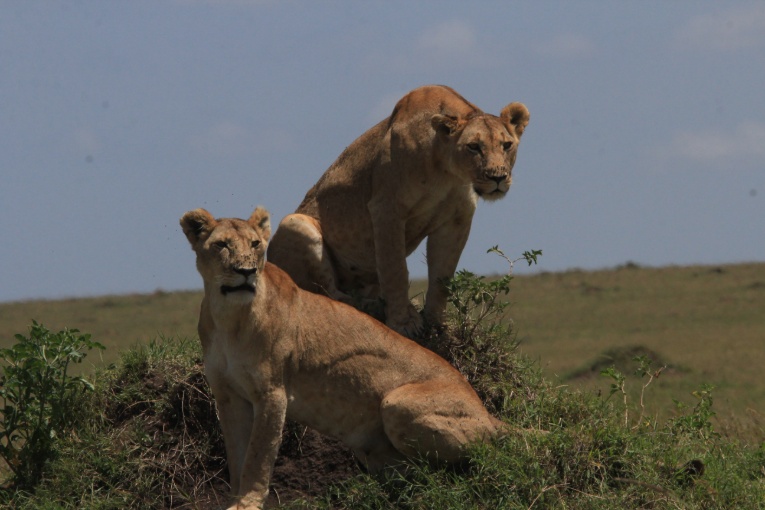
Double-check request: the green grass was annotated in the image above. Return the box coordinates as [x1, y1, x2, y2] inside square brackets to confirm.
[304, 424, 765, 509]
[8, 333, 764, 509]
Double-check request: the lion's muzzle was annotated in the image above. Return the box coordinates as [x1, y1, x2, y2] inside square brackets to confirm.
[475, 169, 510, 199]
[220, 267, 258, 295]
[220, 282, 256, 295]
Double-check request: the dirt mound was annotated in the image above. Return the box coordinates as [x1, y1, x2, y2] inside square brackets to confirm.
[104, 358, 358, 509]
[266, 423, 359, 508]
[566, 345, 674, 381]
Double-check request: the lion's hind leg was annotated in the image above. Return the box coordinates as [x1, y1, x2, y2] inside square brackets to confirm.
[379, 381, 498, 466]
[351, 438, 407, 474]
[267, 213, 348, 300]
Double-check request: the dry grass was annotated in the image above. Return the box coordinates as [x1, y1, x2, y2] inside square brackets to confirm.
[0, 290, 202, 370]
[506, 262, 765, 438]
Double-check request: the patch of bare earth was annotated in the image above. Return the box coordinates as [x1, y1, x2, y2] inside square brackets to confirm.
[265, 423, 358, 508]
[106, 359, 359, 509]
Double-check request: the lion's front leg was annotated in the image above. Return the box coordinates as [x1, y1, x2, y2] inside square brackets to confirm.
[424, 219, 472, 328]
[206, 373, 254, 499]
[367, 203, 423, 338]
[229, 388, 288, 510]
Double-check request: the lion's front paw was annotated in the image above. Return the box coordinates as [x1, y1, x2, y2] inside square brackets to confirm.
[227, 489, 268, 510]
[422, 308, 446, 332]
[226, 501, 263, 510]
[386, 304, 423, 338]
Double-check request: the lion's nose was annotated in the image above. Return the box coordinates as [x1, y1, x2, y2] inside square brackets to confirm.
[487, 174, 507, 185]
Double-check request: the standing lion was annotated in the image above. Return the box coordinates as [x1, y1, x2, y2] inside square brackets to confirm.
[268, 85, 530, 337]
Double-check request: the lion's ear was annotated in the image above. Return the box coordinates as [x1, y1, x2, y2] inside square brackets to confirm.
[249, 206, 271, 243]
[180, 209, 217, 248]
[500, 102, 530, 138]
[431, 114, 463, 138]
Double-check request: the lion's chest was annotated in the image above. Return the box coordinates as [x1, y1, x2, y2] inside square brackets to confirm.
[319, 173, 477, 284]
[402, 185, 477, 249]
[204, 329, 274, 401]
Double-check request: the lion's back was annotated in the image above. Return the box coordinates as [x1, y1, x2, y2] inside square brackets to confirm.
[297, 85, 480, 216]
[388, 84, 481, 123]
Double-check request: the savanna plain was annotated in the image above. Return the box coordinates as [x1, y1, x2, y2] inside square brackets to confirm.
[3, 262, 762, 437]
[1, 261, 764, 508]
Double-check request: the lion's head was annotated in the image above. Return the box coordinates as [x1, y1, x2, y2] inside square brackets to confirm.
[180, 207, 271, 302]
[432, 102, 530, 201]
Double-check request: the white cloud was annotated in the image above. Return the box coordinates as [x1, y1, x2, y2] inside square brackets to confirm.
[535, 33, 597, 59]
[676, 5, 765, 51]
[671, 121, 765, 161]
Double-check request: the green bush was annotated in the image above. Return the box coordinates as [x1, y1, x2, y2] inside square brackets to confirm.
[0, 321, 103, 489]
[444, 247, 541, 342]
[5, 335, 227, 510]
[422, 247, 543, 417]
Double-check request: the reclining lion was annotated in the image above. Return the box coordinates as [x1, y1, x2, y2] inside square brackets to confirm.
[181, 206, 507, 510]
[267, 85, 530, 337]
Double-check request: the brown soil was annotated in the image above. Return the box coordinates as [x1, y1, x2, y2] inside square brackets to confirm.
[265, 423, 359, 508]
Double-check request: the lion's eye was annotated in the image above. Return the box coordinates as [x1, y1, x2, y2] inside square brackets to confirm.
[502, 141, 514, 151]
[251, 240, 261, 249]
[213, 241, 228, 250]
[466, 143, 481, 153]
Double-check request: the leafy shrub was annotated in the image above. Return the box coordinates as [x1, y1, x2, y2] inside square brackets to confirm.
[444, 247, 541, 341]
[4, 336, 228, 509]
[0, 321, 103, 488]
[422, 247, 543, 416]
[670, 383, 719, 441]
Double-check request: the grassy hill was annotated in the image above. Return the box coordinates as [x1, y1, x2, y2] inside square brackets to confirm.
[1, 262, 764, 508]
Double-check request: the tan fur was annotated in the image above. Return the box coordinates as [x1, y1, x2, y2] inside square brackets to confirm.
[267, 85, 530, 337]
[181, 207, 505, 510]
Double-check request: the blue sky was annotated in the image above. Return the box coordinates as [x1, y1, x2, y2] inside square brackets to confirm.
[1, 1, 764, 302]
